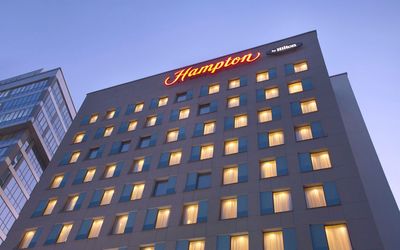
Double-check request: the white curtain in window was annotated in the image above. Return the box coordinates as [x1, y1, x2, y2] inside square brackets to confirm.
[134, 103, 143, 112]
[65, 196, 78, 211]
[183, 204, 198, 224]
[104, 165, 116, 178]
[294, 62, 308, 73]
[209, 84, 220, 94]
[146, 116, 156, 126]
[288, 82, 303, 94]
[264, 231, 284, 250]
[234, 115, 247, 128]
[113, 215, 128, 234]
[258, 110, 272, 123]
[221, 199, 237, 219]
[169, 152, 182, 165]
[273, 191, 292, 213]
[265, 88, 279, 99]
[200, 145, 214, 160]
[100, 189, 114, 205]
[261, 160, 277, 178]
[311, 151, 332, 170]
[229, 79, 240, 89]
[228, 97, 240, 108]
[295, 126, 313, 141]
[231, 235, 249, 250]
[305, 186, 327, 208]
[325, 224, 352, 250]
[57, 224, 73, 243]
[133, 159, 144, 172]
[43, 200, 57, 215]
[155, 209, 170, 228]
[269, 131, 284, 146]
[88, 219, 103, 238]
[301, 100, 318, 113]
[203, 122, 215, 134]
[131, 184, 145, 200]
[167, 130, 179, 142]
[20, 230, 35, 248]
[223, 168, 238, 184]
[189, 240, 205, 250]
[128, 120, 137, 131]
[51, 175, 63, 188]
[225, 141, 238, 155]
[179, 109, 190, 119]
[84, 169, 95, 182]
[257, 72, 269, 82]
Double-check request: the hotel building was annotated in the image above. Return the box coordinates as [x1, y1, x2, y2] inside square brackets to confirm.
[2, 31, 399, 250]
[0, 68, 76, 245]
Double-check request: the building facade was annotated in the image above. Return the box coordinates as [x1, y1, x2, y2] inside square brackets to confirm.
[0, 69, 76, 245]
[2, 31, 399, 250]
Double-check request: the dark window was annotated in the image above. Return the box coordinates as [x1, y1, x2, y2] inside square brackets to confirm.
[120, 141, 130, 153]
[154, 180, 168, 196]
[139, 136, 151, 148]
[198, 104, 211, 115]
[197, 173, 211, 189]
[176, 92, 187, 102]
[88, 148, 100, 159]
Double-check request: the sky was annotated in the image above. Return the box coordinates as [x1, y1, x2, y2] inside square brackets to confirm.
[0, 1, 399, 204]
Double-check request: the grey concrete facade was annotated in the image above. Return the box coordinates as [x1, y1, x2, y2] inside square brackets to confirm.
[1, 31, 399, 250]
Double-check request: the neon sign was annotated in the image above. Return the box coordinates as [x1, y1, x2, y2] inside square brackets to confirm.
[164, 52, 261, 86]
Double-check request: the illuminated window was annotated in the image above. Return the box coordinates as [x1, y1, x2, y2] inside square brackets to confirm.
[305, 186, 327, 208]
[106, 110, 116, 119]
[325, 224, 352, 250]
[260, 160, 277, 179]
[84, 168, 96, 182]
[169, 151, 182, 166]
[294, 61, 308, 73]
[100, 189, 114, 205]
[113, 214, 128, 234]
[158, 97, 168, 107]
[268, 131, 284, 146]
[146, 116, 157, 127]
[135, 102, 144, 112]
[179, 108, 190, 119]
[155, 208, 170, 228]
[223, 167, 238, 185]
[128, 120, 138, 131]
[65, 195, 79, 211]
[265, 87, 279, 99]
[256, 71, 269, 82]
[234, 114, 247, 128]
[141, 247, 155, 250]
[56, 224, 73, 243]
[69, 151, 80, 163]
[209, 84, 220, 94]
[189, 240, 205, 250]
[221, 198, 237, 219]
[43, 199, 57, 215]
[228, 79, 240, 89]
[19, 229, 37, 249]
[103, 126, 114, 137]
[204, 121, 215, 135]
[183, 204, 199, 224]
[231, 235, 249, 250]
[131, 183, 145, 200]
[288, 82, 303, 94]
[50, 175, 64, 189]
[200, 145, 214, 160]
[133, 158, 145, 173]
[73, 132, 85, 144]
[227, 96, 240, 108]
[301, 99, 318, 114]
[89, 114, 98, 124]
[166, 130, 179, 143]
[224, 139, 238, 155]
[273, 191, 292, 213]
[311, 151, 332, 170]
[264, 231, 284, 250]
[295, 125, 313, 141]
[258, 109, 272, 123]
[88, 218, 104, 238]
[103, 164, 116, 178]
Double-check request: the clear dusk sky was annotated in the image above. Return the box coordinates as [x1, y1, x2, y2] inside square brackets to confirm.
[0, 1, 399, 205]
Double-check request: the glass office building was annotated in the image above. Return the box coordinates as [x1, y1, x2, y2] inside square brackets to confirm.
[1, 31, 399, 250]
[0, 69, 76, 245]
